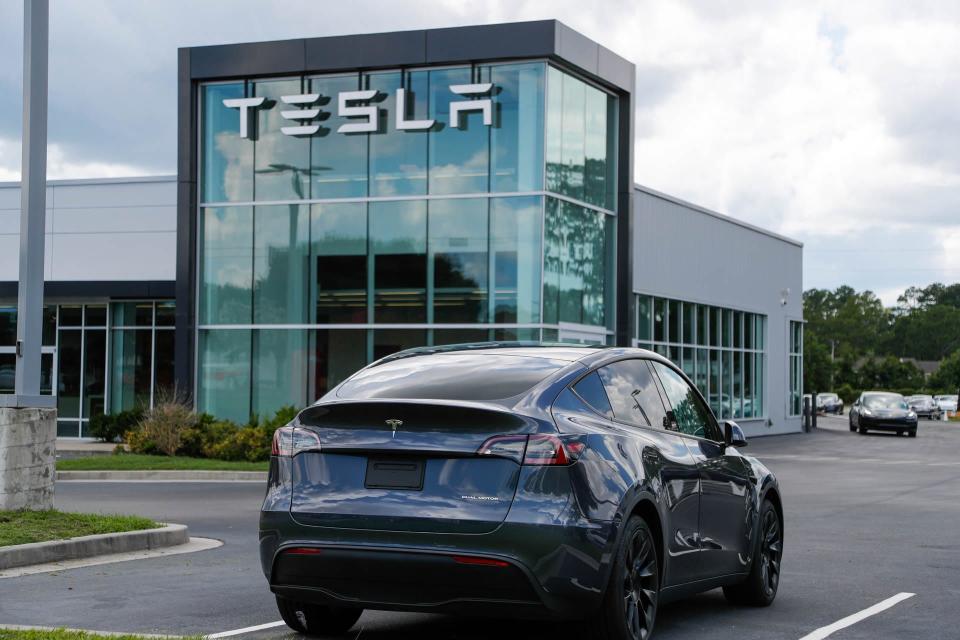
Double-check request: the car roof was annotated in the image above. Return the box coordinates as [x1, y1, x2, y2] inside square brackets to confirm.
[374, 342, 673, 368]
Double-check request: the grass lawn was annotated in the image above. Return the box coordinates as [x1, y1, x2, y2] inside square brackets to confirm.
[0, 510, 158, 547]
[0, 631, 196, 640]
[57, 453, 268, 472]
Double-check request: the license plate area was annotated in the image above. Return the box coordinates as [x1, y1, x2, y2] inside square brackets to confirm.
[364, 458, 425, 490]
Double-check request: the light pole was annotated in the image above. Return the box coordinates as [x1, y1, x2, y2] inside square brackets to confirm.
[0, 0, 57, 511]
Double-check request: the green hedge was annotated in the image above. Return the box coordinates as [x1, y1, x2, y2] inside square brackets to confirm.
[122, 403, 299, 462]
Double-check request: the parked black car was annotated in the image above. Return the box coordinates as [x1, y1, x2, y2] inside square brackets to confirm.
[260, 344, 784, 639]
[905, 395, 941, 420]
[849, 392, 918, 437]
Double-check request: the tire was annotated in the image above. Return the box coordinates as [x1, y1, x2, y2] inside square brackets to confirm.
[275, 596, 362, 636]
[591, 515, 660, 640]
[724, 500, 782, 607]
[849, 418, 855, 432]
[858, 426, 867, 434]
[909, 430, 917, 438]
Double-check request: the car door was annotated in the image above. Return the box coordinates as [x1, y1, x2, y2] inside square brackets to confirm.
[594, 358, 703, 586]
[651, 361, 755, 579]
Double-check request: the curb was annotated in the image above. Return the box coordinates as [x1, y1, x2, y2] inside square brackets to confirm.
[57, 470, 268, 482]
[0, 523, 190, 571]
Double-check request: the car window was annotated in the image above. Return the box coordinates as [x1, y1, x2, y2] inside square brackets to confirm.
[651, 362, 721, 441]
[596, 359, 668, 429]
[573, 371, 614, 418]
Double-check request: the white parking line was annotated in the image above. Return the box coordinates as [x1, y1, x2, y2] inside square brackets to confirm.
[207, 620, 287, 638]
[798, 592, 916, 640]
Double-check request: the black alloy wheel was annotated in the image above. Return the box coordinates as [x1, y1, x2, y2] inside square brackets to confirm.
[592, 516, 659, 640]
[758, 508, 782, 597]
[623, 525, 659, 639]
[724, 499, 782, 606]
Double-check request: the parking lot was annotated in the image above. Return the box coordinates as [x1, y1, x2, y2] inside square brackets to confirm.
[2, 414, 958, 639]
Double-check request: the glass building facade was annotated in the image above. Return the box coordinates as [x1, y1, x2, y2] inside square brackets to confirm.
[197, 62, 619, 423]
[788, 321, 804, 417]
[0, 301, 174, 437]
[635, 295, 767, 421]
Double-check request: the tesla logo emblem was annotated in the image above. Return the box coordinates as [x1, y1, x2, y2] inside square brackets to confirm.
[385, 419, 403, 438]
[223, 83, 495, 138]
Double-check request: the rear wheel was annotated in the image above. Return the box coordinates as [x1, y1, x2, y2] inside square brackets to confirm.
[275, 596, 362, 637]
[909, 430, 917, 438]
[591, 515, 659, 639]
[724, 500, 782, 606]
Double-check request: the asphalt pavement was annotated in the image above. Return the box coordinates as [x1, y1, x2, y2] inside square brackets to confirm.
[2, 415, 958, 639]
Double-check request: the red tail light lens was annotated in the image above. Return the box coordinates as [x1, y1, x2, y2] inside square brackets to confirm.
[272, 425, 321, 457]
[453, 555, 510, 567]
[477, 434, 584, 466]
[284, 547, 323, 555]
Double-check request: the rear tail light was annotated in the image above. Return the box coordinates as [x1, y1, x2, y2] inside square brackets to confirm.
[477, 434, 585, 466]
[272, 425, 322, 457]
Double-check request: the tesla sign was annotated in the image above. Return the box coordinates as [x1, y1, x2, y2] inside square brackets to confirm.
[223, 83, 494, 138]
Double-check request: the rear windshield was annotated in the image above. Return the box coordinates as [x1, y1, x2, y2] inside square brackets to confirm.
[336, 353, 569, 401]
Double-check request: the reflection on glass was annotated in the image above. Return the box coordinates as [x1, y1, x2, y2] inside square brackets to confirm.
[489, 63, 544, 193]
[154, 330, 175, 399]
[492, 197, 542, 324]
[371, 201, 427, 322]
[253, 329, 309, 417]
[254, 205, 309, 323]
[109, 329, 152, 413]
[111, 302, 153, 327]
[373, 329, 426, 360]
[198, 329, 251, 424]
[668, 300, 680, 344]
[545, 66, 564, 194]
[496, 328, 541, 342]
[560, 72, 585, 200]
[202, 83, 252, 203]
[254, 78, 310, 201]
[431, 198, 487, 323]
[201, 206, 253, 324]
[156, 302, 175, 327]
[367, 70, 428, 196]
[83, 329, 106, 419]
[59, 305, 82, 326]
[543, 198, 608, 327]
[311, 329, 367, 400]
[637, 296, 652, 341]
[57, 330, 81, 418]
[683, 303, 695, 344]
[309, 74, 368, 199]
[0, 354, 14, 394]
[85, 305, 107, 327]
[654, 298, 666, 342]
[429, 67, 488, 195]
[432, 329, 491, 346]
[312, 202, 368, 324]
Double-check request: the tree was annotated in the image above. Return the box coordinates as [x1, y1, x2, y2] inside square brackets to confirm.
[929, 351, 960, 394]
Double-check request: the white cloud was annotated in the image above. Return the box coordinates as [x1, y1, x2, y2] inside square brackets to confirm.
[0, 0, 958, 298]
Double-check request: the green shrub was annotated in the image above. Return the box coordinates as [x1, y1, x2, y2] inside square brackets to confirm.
[127, 398, 197, 456]
[835, 384, 857, 404]
[89, 409, 143, 443]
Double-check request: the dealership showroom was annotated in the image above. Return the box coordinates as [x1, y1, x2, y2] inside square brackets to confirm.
[1, 21, 803, 439]
[5, 15, 958, 640]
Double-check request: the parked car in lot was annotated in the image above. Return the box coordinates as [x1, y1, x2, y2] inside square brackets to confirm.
[850, 392, 918, 437]
[260, 344, 784, 639]
[816, 392, 844, 415]
[935, 395, 958, 415]
[905, 394, 941, 420]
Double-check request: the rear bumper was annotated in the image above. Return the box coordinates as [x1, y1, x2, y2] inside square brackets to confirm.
[259, 510, 614, 619]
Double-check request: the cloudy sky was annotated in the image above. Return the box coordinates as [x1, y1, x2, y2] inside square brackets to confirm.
[1, 0, 958, 304]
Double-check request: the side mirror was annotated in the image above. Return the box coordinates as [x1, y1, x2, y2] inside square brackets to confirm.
[724, 420, 747, 448]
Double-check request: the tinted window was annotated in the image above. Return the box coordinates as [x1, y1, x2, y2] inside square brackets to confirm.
[653, 362, 720, 440]
[574, 371, 613, 418]
[597, 359, 668, 428]
[863, 393, 907, 410]
[337, 354, 567, 401]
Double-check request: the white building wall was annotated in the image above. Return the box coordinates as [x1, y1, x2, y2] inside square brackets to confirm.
[632, 185, 804, 436]
[0, 176, 176, 283]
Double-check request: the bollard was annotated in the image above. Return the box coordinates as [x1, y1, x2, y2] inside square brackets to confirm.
[811, 391, 818, 429]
